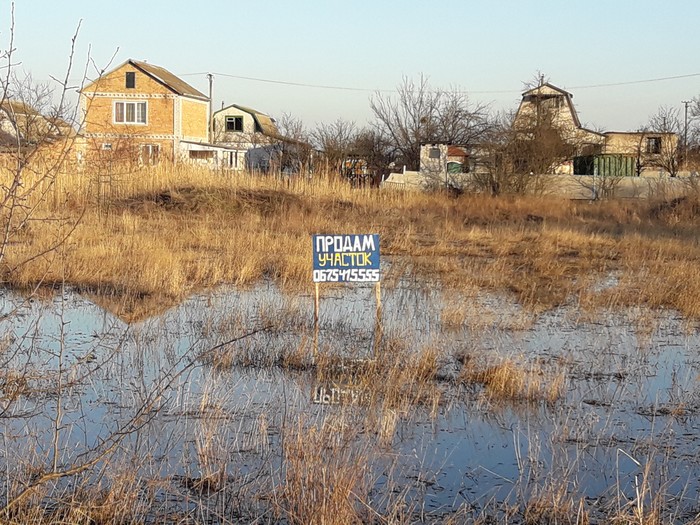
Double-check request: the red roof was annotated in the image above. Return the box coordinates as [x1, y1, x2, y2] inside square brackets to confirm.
[447, 145, 467, 157]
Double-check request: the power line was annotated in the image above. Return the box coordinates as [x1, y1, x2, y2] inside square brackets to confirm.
[179, 70, 700, 95]
[179, 71, 396, 93]
[179, 71, 516, 94]
[568, 72, 700, 90]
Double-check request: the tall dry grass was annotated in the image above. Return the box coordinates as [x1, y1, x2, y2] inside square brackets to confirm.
[281, 416, 373, 525]
[460, 354, 565, 403]
[4, 162, 700, 321]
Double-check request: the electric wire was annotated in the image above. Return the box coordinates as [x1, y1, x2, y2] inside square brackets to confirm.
[178, 70, 700, 95]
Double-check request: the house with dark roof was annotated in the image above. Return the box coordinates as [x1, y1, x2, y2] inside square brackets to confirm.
[78, 59, 233, 165]
[211, 104, 288, 171]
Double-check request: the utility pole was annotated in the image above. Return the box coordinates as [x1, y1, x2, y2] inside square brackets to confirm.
[207, 73, 214, 143]
[682, 100, 691, 172]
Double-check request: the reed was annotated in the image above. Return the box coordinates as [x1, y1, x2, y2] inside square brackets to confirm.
[281, 416, 372, 525]
[460, 355, 565, 403]
[4, 163, 700, 322]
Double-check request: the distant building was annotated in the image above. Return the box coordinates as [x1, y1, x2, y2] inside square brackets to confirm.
[513, 82, 605, 174]
[0, 99, 76, 165]
[419, 143, 472, 187]
[602, 131, 678, 175]
[78, 59, 232, 166]
[211, 104, 284, 171]
[513, 82, 679, 176]
[1, 100, 75, 145]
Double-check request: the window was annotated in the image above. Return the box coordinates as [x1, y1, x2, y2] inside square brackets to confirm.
[645, 136, 662, 154]
[428, 147, 441, 159]
[141, 144, 160, 165]
[125, 71, 135, 89]
[189, 150, 214, 160]
[447, 161, 469, 174]
[225, 116, 244, 132]
[101, 143, 112, 151]
[114, 101, 147, 124]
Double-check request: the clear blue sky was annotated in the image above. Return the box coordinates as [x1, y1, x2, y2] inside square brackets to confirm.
[3, 0, 699, 132]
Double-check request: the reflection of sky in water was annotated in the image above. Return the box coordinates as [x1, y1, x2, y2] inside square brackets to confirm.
[1, 284, 699, 519]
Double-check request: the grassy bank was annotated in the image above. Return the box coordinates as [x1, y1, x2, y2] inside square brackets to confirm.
[3, 164, 700, 321]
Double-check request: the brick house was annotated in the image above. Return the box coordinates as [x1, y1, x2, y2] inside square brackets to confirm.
[78, 59, 218, 165]
[601, 131, 679, 175]
[1, 99, 77, 167]
[513, 82, 679, 176]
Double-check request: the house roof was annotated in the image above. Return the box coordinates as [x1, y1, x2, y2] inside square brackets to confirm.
[521, 82, 573, 98]
[214, 104, 286, 140]
[604, 130, 676, 136]
[518, 82, 582, 129]
[1, 100, 42, 116]
[447, 145, 468, 157]
[580, 127, 606, 137]
[1, 99, 76, 143]
[82, 59, 208, 101]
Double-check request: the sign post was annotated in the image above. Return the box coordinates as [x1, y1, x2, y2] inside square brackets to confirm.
[312, 234, 381, 358]
[313, 281, 320, 357]
[374, 279, 382, 356]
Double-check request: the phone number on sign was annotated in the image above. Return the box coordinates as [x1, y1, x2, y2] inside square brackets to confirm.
[313, 269, 380, 282]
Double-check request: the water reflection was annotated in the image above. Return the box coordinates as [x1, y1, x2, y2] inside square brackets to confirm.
[1, 283, 699, 522]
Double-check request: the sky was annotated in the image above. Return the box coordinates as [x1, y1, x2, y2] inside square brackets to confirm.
[3, 0, 700, 133]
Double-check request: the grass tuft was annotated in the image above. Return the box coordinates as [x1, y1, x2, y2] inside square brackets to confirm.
[460, 356, 565, 403]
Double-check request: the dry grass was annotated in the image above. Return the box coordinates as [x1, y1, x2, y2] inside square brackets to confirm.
[4, 163, 700, 322]
[9, 166, 700, 523]
[281, 416, 372, 525]
[0, 468, 155, 525]
[524, 494, 589, 525]
[460, 355, 565, 403]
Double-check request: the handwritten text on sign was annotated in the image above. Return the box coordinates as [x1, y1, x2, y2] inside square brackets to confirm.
[312, 234, 380, 283]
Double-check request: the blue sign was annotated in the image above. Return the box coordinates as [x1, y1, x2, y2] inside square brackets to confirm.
[312, 234, 380, 283]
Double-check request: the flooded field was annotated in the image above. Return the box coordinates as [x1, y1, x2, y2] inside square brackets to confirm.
[1, 281, 700, 523]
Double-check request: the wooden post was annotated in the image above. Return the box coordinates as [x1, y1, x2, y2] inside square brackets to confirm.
[373, 281, 382, 358]
[313, 282, 320, 360]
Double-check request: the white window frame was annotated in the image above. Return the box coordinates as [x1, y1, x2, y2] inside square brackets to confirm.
[225, 115, 244, 132]
[114, 100, 148, 125]
[140, 143, 160, 165]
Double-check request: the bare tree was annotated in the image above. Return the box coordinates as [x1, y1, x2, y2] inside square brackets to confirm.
[684, 98, 700, 171]
[370, 75, 489, 171]
[469, 106, 576, 196]
[343, 128, 395, 186]
[645, 106, 681, 177]
[311, 118, 356, 176]
[508, 108, 577, 176]
[276, 112, 313, 175]
[0, 7, 89, 272]
[0, 4, 149, 517]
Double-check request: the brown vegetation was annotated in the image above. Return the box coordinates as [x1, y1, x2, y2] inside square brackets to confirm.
[3, 164, 700, 322]
[4, 162, 700, 523]
[460, 355, 565, 403]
